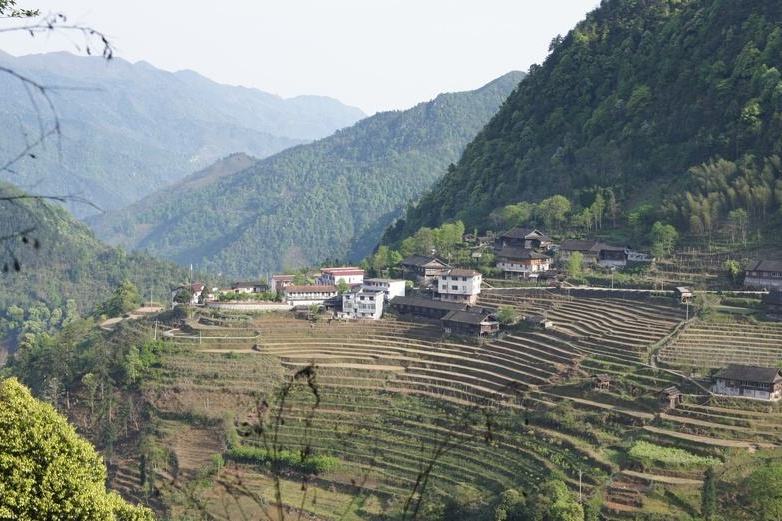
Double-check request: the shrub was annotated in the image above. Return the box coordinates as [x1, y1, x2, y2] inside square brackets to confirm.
[226, 445, 340, 475]
[628, 441, 720, 469]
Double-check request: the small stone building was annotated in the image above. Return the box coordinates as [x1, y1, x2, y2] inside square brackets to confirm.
[659, 386, 682, 409]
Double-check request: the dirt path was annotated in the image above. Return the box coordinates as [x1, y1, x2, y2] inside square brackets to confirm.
[620, 469, 702, 485]
[643, 425, 776, 449]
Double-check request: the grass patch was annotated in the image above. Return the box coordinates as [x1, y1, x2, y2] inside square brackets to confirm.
[628, 441, 720, 469]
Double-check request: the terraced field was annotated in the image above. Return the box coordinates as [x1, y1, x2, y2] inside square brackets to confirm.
[659, 320, 782, 369]
[123, 294, 782, 520]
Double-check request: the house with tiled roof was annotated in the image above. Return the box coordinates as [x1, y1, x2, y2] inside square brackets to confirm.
[495, 227, 552, 250]
[400, 255, 450, 285]
[712, 364, 782, 401]
[442, 309, 499, 337]
[745, 260, 782, 290]
[317, 267, 365, 286]
[495, 247, 552, 278]
[282, 285, 338, 307]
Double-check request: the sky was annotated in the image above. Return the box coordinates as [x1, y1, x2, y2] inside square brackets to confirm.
[2, 0, 599, 114]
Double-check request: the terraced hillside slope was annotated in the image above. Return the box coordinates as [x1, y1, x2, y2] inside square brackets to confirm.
[93, 291, 782, 520]
[90, 72, 525, 277]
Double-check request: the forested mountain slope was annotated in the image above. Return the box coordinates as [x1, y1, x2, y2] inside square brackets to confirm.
[90, 71, 524, 277]
[0, 51, 364, 216]
[0, 182, 187, 341]
[384, 0, 782, 243]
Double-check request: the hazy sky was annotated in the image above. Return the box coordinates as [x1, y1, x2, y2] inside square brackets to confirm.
[2, 1, 599, 114]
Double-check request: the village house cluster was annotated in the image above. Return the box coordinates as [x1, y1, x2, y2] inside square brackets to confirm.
[171, 224, 782, 399]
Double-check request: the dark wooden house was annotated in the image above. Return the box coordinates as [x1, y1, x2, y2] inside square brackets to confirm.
[745, 260, 782, 290]
[442, 309, 500, 337]
[712, 364, 782, 401]
[495, 227, 552, 250]
[762, 290, 782, 319]
[400, 255, 451, 285]
[389, 296, 465, 319]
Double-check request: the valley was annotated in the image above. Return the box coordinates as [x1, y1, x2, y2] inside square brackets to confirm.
[85, 286, 782, 520]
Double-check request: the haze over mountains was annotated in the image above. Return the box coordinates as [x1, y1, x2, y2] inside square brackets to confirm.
[90, 71, 525, 277]
[0, 51, 365, 216]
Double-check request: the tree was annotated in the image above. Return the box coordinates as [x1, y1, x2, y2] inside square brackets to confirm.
[173, 287, 193, 304]
[649, 221, 679, 259]
[0, 2, 113, 271]
[701, 466, 717, 521]
[728, 208, 749, 244]
[742, 461, 782, 520]
[336, 279, 350, 294]
[98, 280, 141, 318]
[497, 306, 518, 326]
[567, 251, 584, 279]
[536, 195, 571, 231]
[0, 378, 153, 520]
[494, 488, 525, 521]
[724, 260, 743, 284]
[525, 480, 584, 521]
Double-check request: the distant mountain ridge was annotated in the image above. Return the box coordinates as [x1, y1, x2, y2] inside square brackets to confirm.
[0, 51, 365, 216]
[90, 71, 525, 277]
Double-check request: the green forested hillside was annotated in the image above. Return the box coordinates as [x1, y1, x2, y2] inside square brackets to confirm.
[0, 51, 364, 216]
[0, 182, 187, 344]
[90, 72, 524, 277]
[384, 0, 782, 244]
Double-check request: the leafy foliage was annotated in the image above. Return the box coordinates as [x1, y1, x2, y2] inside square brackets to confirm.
[90, 72, 524, 277]
[0, 182, 187, 344]
[387, 0, 782, 243]
[628, 440, 720, 469]
[0, 377, 153, 520]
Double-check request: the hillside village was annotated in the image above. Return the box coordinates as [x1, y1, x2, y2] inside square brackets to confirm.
[171, 225, 782, 407]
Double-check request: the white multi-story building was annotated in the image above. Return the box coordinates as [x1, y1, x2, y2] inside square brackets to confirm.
[282, 285, 338, 307]
[342, 288, 384, 320]
[362, 278, 406, 301]
[317, 267, 365, 286]
[435, 268, 482, 304]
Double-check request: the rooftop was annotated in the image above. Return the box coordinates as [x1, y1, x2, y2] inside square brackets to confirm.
[560, 239, 602, 252]
[284, 285, 338, 293]
[749, 260, 782, 272]
[442, 310, 497, 325]
[495, 247, 550, 260]
[715, 364, 782, 384]
[232, 281, 268, 288]
[500, 227, 551, 241]
[321, 267, 365, 275]
[763, 290, 782, 306]
[400, 255, 450, 268]
[445, 268, 481, 277]
[389, 296, 466, 312]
